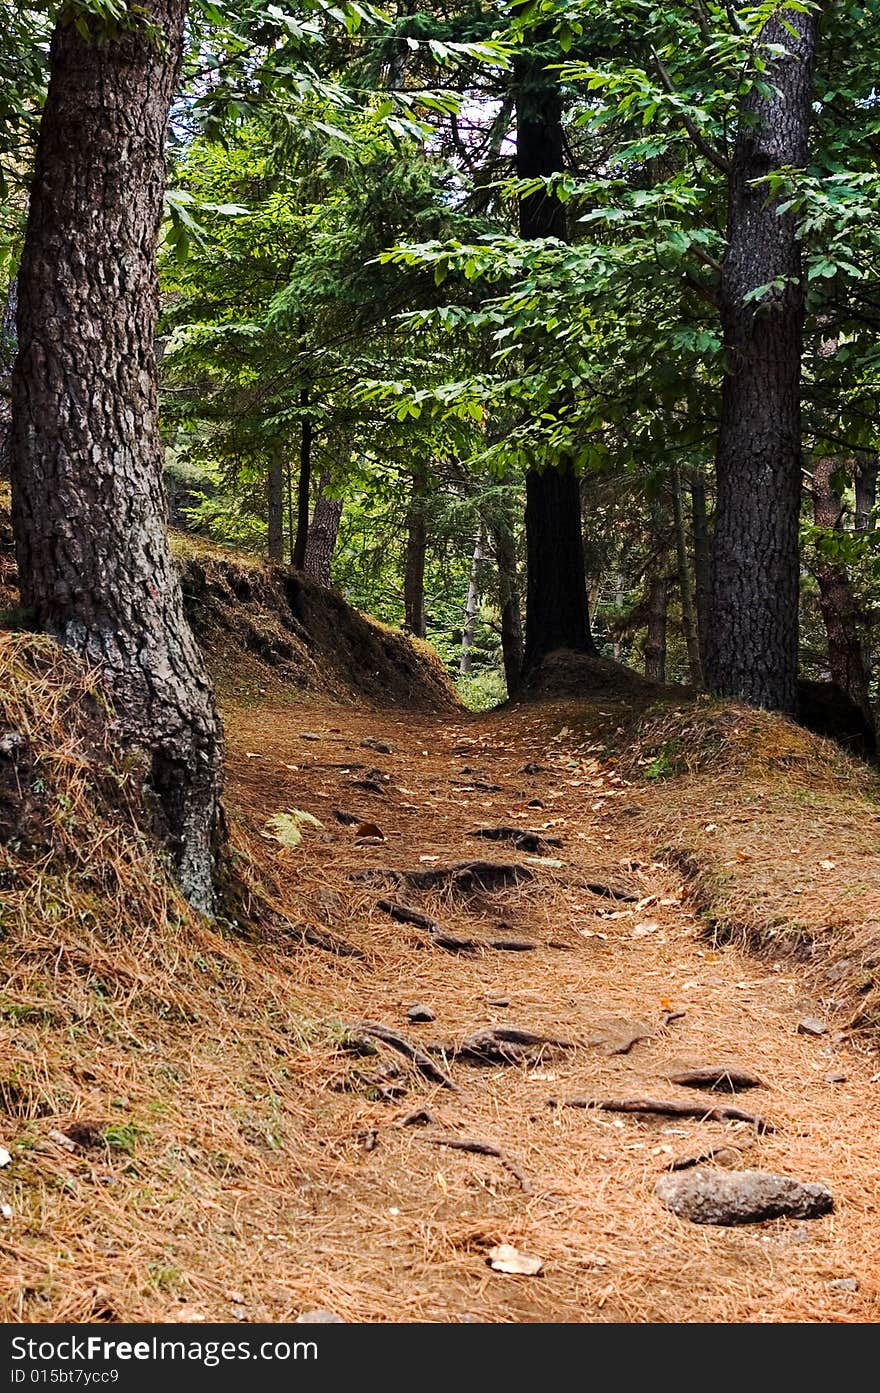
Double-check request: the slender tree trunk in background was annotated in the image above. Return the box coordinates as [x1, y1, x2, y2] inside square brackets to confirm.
[491, 514, 523, 696]
[642, 574, 667, 682]
[855, 454, 877, 533]
[10, 1, 224, 913]
[612, 570, 625, 662]
[690, 471, 711, 671]
[516, 63, 595, 675]
[267, 448, 284, 563]
[672, 463, 703, 686]
[642, 496, 668, 681]
[459, 530, 484, 676]
[810, 457, 874, 736]
[707, 9, 819, 712]
[854, 453, 877, 674]
[292, 385, 312, 570]
[303, 470, 342, 587]
[0, 280, 16, 477]
[403, 465, 427, 638]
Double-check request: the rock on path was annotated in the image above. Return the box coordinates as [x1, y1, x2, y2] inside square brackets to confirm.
[655, 1168, 834, 1226]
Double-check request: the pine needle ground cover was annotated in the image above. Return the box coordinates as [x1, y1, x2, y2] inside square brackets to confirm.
[2, 627, 880, 1322]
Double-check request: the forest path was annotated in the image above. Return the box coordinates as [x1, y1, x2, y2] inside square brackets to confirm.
[224, 696, 880, 1323]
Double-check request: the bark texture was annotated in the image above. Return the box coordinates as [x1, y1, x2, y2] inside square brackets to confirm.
[810, 457, 874, 738]
[10, 3, 224, 913]
[707, 10, 819, 712]
[303, 471, 342, 587]
[516, 64, 595, 674]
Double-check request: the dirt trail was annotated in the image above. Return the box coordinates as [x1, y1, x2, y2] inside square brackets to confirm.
[224, 696, 880, 1323]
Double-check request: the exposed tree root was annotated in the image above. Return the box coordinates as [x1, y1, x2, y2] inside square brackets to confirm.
[467, 827, 562, 853]
[352, 1021, 459, 1090]
[420, 1133, 532, 1193]
[546, 1095, 773, 1132]
[584, 881, 640, 902]
[352, 861, 534, 893]
[430, 1026, 572, 1065]
[376, 899, 441, 933]
[666, 1067, 765, 1092]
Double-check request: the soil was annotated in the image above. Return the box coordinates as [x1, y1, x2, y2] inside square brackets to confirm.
[211, 695, 880, 1323]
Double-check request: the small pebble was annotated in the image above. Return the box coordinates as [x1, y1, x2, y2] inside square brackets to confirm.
[407, 1003, 435, 1023]
[797, 1017, 828, 1037]
[487, 997, 510, 1008]
[824, 1071, 847, 1084]
[295, 1309, 344, 1324]
[827, 1277, 859, 1294]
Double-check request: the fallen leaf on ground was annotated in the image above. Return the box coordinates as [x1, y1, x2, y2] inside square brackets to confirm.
[263, 809, 324, 848]
[487, 1244, 543, 1276]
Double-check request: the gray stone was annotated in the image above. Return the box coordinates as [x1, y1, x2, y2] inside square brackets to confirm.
[827, 1277, 859, 1293]
[797, 1016, 828, 1037]
[295, 1309, 344, 1324]
[361, 737, 394, 755]
[655, 1168, 834, 1226]
[407, 1003, 435, 1023]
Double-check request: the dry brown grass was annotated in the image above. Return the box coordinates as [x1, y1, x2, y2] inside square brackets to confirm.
[2, 637, 880, 1323]
[619, 699, 880, 1030]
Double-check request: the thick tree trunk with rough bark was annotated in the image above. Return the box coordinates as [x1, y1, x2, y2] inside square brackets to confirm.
[403, 466, 427, 638]
[292, 387, 312, 570]
[10, 2, 224, 913]
[810, 457, 874, 737]
[267, 448, 284, 562]
[303, 471, 342, 587]
[707, 10, 819, 712]
[516, 63, 595, 675]
[491, 514, 523, 696]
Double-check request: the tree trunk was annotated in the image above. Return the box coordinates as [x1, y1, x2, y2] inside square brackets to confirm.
[10, 2, 224, 913]
[855, 454, 877, 533]
[491, 514, 523, 696]
[810, 457, 874, 736]
[267, 447, 284, 562]
[292, 384, 312, 570]
[706, 10, 819, 712]
[0, 279, 16, 478]
[459, 530, 484, 676]
[303, 471, 342, 587]
[516, 63, 595, 675]
[403, 466, 427, 638]
[642, 571, 668, 682]
[672, 462, 702, 686]
[691, 471, 711, 671]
